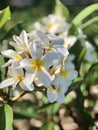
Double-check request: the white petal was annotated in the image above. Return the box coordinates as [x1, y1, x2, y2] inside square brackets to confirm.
[2, 59, 14, 67]
[20, 82, 34, 91]
[52, 38, 64, 46]
[53, 75, 71, 92]
[12, 79, 19, 89]
[20, 30, 28, 46]
[38, 68, 52, 87]
[19, 58, 31, 68]
[1, 49, 17, 58]
[57, 93, 65, 103]
[30, 42, 43, 59]
[8, 63, 24, 77]
[43, 52, 59, 69]
[36, 31, 49, 43]
[47, 90, 57, 103]
[25, 71, 37, 85]
[64, 36, 77, 49]
[68, 70, 78, 80]
[0, 78, 14, 89]
[13, 35, 23, 46]
[55, 45, 69, 58]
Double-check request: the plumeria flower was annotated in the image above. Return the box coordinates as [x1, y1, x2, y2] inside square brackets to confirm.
[47, 85, 65, 103]
[34, 14, 70, 34]
[9, 30, 30, 54]
[77, 28, 87, 41]
[1, 49, 22, 67]
[18, 42, 59, 87]
[0, 63, 34, 91]
[83, 41, 97, 62]
[61, 33, 77, 49]
[0, 29, 78, 103]
[34, 31, 69, 58]
[45, 57, 78, 103]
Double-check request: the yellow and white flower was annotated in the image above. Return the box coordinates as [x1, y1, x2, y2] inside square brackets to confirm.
[1, 49, 22, 67]
[0, 63, 34, 91]
[19, 42, 59, 87]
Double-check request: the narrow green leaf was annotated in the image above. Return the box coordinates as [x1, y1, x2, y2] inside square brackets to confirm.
[14, 110, 40, 119]
[77, 47, 86, 65]
[0, 22, 29, 42]
[0, 54, 6, 82]
[38, 102, 61, 115]
[14, 101, 40, 119]
[40, 121, 55, 130]
[0, 7, 11, 28]
[73, 4, 98, 26]
[80, 16, 98, 29]
[0, 104, 13, 130]
[76, 89, 95, 129]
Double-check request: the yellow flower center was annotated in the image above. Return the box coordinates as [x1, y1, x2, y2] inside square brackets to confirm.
[49, 85, 55, 91]
[14, 54, 22, 62]
[30, 58, 44, 71]
[49, 85, 61, 93]
[46, 44, 53, 52]
[17, 75, 23, 83]
[60, 69, 69, 77]
[47, 23, 53, 29]
[63, 40, 68, 47]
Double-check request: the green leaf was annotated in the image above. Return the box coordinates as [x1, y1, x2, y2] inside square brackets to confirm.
[0, 7, 11, 28]
[14, 111, 40, 119]
[0, 104, 13, 130]
[78, 48, 86, 64]
[0, 21, 31, 42]
[40, 121, 55, 130]
[68, 23, 78, 36]
[69, 41, 84, 70]
[73, 3, 98, 26]
[14, 101, 40, 119]
[85, 62, 98, 85]
[76, 89, 96, 129]
[67, 77, 83, 93]
[0, 54, 6, 82]
[38, 102, 61, 115]
[80, 16, 98, 29]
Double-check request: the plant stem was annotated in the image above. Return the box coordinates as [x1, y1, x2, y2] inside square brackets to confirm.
[11, 90, 28, 102]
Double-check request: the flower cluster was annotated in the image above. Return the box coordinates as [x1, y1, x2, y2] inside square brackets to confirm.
[34, 14, 97, 62]
[34, 14, 77, 49]
[0, 30, 78, 103]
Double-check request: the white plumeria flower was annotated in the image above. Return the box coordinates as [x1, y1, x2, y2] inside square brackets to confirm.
[45, 57, 78, 103]
[84, 41, 97, 62]
[61, 33, 77, 49]
[0, 63, 34, 91]
[47, 85, 65, 103]
[19, 42, 59, 87]
[77, 28, 87, 41]
[52, 58, 78, 93]
[35, 31, 69, 58]
[1, 49, 22, 67]
[9, 30, 30, 54]
[34, 14, 70, 34]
